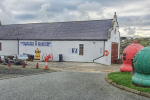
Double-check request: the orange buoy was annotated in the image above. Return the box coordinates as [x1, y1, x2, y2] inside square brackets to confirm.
[103, 50, 109, 56]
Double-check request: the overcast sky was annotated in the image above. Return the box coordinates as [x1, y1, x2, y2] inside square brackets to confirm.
[0, 0, 150, 37]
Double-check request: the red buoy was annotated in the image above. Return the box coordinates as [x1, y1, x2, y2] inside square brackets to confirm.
[120, 40, 144, 72]
[36, 63, 39, 69]
[8, 61, 11, 67]
[23, 62, 25, 68]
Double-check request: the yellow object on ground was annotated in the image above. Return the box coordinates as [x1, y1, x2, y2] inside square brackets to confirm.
[35, 48, 41, 60]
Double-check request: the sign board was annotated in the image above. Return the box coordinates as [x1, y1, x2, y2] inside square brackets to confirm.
[20, 42, 34, 46]
[18, 55, 28, 59]
[38, 42, 51, 46]
[72, 48, 77, 53]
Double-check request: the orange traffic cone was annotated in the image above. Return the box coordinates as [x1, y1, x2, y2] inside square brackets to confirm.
[45, 61, 48, 69]
[45, 65, 48, 69]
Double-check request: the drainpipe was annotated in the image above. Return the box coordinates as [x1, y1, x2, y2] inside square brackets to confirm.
[17, 38, 19, 55]
[93, 41, 106, 62]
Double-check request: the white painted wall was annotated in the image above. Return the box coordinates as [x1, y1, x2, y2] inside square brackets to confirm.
[94, 21, 120, 65]
[0, 39, 116, 65]
[94, 41, 112, 65]
[19, 40, 104, 62]
[0, 40, 18, 56]
[108, 21, 120, 59]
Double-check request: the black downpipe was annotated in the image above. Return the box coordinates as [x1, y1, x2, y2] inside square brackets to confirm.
[17, 38, 19, 55]
[93, 41, 105, 62]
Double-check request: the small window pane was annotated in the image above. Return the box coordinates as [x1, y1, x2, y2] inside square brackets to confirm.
[79, 44, 83, 55]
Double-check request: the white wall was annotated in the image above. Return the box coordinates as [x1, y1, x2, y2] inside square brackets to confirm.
[94, 21, 120, 65]
[94, 41, 112, 65]
[0, 39, 113, 65]
[0, 40, 18, 56]
[19, 40, 104, 62]
[108, 21, 120, 59]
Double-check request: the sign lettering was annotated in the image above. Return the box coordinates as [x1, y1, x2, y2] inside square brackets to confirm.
[38, 42, 51, 46]
[20, 42, 34, 46]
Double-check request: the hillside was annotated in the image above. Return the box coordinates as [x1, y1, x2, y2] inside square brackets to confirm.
[120, 38, 150, 53]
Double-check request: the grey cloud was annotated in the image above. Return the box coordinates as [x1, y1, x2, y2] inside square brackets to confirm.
[55, 8, 76, 22]
[0, 0, 150, 38]
[124, 27, 136, 35]
[38, 3, 51, 22]
[142, 33, 150, 35]
[14, 14, 37, 20]
[137, 28, 150, 31]
[118, 15, 150, 27]
[49, 0, 80, 13]
[12, 0, 49, 12]
[54, 1, 103, 22]
[0, 0, 13, 24]
[78, 1, 102, 12]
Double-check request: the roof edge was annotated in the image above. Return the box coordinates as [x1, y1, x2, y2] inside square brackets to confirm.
[0, 39, 108, 41]
[0, 19, 113, 26]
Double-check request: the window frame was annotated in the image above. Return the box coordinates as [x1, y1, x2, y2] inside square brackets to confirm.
[79, 44, 84, 55]
[0, 42, 1, 51]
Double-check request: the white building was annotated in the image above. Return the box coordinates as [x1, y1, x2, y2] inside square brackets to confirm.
[0, 13, 120, 65]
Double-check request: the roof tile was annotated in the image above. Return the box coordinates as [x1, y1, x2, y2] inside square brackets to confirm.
[0, 19, 112, 40]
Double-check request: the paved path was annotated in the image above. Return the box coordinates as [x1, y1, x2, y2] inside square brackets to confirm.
[0, 72, 149, 100]
[24, 62, 121, 73]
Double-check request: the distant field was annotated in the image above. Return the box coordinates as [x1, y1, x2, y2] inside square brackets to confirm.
[120, 37, 150, 52]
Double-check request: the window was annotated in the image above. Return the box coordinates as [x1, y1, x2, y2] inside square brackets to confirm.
[79, 44, 83, 55]
[0, 43, 1, 51]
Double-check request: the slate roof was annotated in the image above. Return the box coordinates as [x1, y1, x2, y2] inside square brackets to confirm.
[0, 19, 113, 41]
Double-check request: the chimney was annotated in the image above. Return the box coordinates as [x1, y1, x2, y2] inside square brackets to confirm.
[113, 12, 117, 21]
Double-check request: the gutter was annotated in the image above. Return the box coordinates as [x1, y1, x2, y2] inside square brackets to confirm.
[17, 38, 19, 55]
[93, 41, 105, 62]
[0, 39, 108, 41]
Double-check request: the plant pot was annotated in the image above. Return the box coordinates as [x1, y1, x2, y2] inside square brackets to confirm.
[115, 59, 123, 64]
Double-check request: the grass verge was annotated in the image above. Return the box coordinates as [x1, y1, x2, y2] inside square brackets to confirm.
[107, 72, 150, 93]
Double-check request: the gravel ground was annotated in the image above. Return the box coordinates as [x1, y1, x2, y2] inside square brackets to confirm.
[0, 72, 149, 100]
[15, 61, 121, 73]
[0, 62, 149, 100]
[0, 65, 52, 78]
[0, 61, 120, 78]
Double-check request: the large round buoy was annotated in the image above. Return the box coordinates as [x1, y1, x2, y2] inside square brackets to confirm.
[120, 40, 144, 72]
[132, 46, 150, 87]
